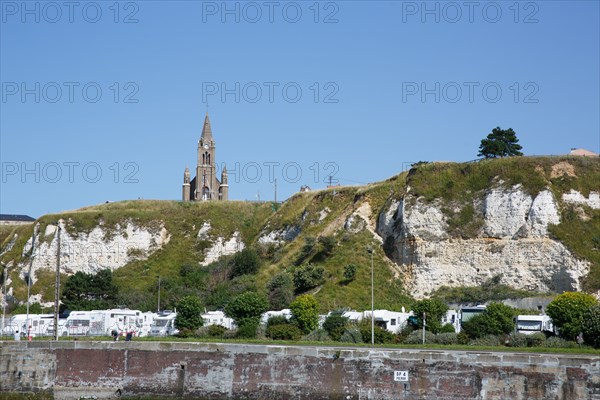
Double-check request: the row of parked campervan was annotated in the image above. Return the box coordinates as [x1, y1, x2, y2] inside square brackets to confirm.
[1, 305, 556, 338]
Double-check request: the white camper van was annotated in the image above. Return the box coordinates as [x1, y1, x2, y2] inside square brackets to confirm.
[149, 311, 179, 336]
[63, 309, 143, 336]
[516, 315, 554, 335]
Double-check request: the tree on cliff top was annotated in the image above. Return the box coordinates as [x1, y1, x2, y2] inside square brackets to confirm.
[478, 127, 523, 158]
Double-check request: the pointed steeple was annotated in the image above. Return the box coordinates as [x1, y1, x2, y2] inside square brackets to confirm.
[201, 112, 214, 143]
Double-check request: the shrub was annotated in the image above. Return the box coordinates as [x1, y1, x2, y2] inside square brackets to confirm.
[359, 321, 395, 344]
[322, 312, 349, 341]
[581, 303, 600, 348]
[293, 264, 325, 293]
[461, 303, 515, 339]
[526, 333, 547, 347]
[266, 315, 289, 329]
[266, 272, 294, 310]
[403, 330, 436, 345]
[174, 296, 204, 332]
[411, 298, 449, 333]
[545, 336, 578, 349]
[469, 335, 501, 347]
[507, 332, 528, 348]
[434, 332, 459, 345]
[302, 328, 331, 342]
[207, 324, 227, 338]
[236, 320, 259, 339]
[295, 236, 316, 265]
[318, 235, 336, 256]
[439, 323, 457, 333]
[266, 324, 303, 341]
[546, 292, 598, 341]
[343, 264, 357, 282]
[290, 294, 320, 334]
[340, 328, 364, 344]
[231, 248, 261, 277]
[225, 292, 269, 328]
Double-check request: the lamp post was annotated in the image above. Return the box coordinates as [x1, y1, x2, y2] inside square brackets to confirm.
[157, 276, 161, 313]
[1, 265, 6, 338]
[367, 246, 374, 346]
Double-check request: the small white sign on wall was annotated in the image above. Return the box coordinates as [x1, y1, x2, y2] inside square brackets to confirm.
[394, 370, 409, 382]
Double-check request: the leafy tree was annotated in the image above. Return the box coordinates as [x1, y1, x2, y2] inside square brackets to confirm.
[290, 294, 319, 334]
[174, 296, 204, 332]
[478, 127, 523, 158]
[231, 248, 261, 277]
[359, 320, 395, 344]
[547, 292, 598, 341]
[322, 312, 349, 341]
[266, 272, 294, 310]
[343, 264, 357, 282]
[581, 304, 600, 349]
[410, 298, 449, 333]
[461, 303, 515, 339]
[61, 269, 118, 311]
[225, 292, 269, 328]
[293, 264, 325, 293]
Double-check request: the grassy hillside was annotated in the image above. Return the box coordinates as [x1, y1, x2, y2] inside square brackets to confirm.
[1, 156, 598, 313]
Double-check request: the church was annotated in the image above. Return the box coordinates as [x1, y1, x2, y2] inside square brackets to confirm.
[182, 113, 229, 201]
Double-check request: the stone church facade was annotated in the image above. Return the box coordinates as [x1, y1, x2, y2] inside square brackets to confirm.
[182, 113, 229, 201]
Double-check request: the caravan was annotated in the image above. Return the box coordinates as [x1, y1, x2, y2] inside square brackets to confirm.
[516, 315, 554, 335]
[149, 311, 179, 336]
[63, 309, 144, 337]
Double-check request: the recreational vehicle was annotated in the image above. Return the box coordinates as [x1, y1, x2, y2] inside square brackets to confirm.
[516, 314, 555, 335]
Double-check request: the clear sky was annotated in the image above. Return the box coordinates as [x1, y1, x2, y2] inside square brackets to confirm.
[1, 0, 599, 218]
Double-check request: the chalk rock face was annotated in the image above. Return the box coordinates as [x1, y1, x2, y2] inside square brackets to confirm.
[202, 232, 245, 266]
[258, 225, 301, 245]
[19, 220, 170, 283]
[562, 190, 600, 209]
[483, 185, 533, 238]
[376, 185, 589, 299]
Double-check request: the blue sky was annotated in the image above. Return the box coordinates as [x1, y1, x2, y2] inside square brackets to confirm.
[1, 0, 599, 218]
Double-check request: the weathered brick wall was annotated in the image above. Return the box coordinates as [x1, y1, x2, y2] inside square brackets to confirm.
[1, 341, 599, 399]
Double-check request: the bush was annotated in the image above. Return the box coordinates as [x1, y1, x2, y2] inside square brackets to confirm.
[439, 323, 457, 333]
[322, 312, 349, 341]
[359, 321, 395, 344]
[266, 272, 294, 310]
[343, 264, 357, 282]
[290, 294, 319, 334]
[225, 292, 269, 328]
[236, 320, 259, 339]
[340, 328, 364, 344]
[507, 332, 528, 348]
[266, 324, 303, 341]
[318, 236, 336, 256]
[411, 298, 449, 334]
[266, 315, 289, 329]
[527, 333, 547, 347]
[296, 237, 316, 265]
[293, 264, 325, 293]
[174, 296, 204, 332]
[461, 303, 515, 339]
[231, 248, 261, 277]
[207, 324, 227, 338]
[403, 330, 436, 344]
[546, 292, 598, 341]
[545, 336, 578, 349]
[581, 303, 600, 348]
[433, 332, 459, 345]
[469, 335, 501, 347]
[302, 328, 331, 342]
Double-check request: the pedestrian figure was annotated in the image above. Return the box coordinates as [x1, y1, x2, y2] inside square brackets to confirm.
[110, 322, 120, 341]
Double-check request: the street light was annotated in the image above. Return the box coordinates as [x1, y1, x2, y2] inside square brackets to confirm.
[367, 246, 374, 346]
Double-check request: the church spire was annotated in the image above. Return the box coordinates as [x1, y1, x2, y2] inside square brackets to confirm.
[201, 112, 214, 143]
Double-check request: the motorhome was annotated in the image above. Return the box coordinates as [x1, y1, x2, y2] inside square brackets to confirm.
[149, 311, 179, 336]
[2, 314, 54, 337]
[202, 310, 236, 330]
[341, 309, 413, 333]
[516, 314, 554, 335]
[260, 309, 292, 326]
[63, 309, 143, 336]
[458, 305, 487, 332]
[137, 311, 158, 337]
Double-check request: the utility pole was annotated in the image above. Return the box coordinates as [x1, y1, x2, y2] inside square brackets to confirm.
[53, 226, 61, 341]
[26, 223, 39, 340]
[1, 266, 6, 338]
[157, 276, 161, 313]
[274, 179, 277, 203]
[368, 246, 374, 346]
[422, 312, 426, 345]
